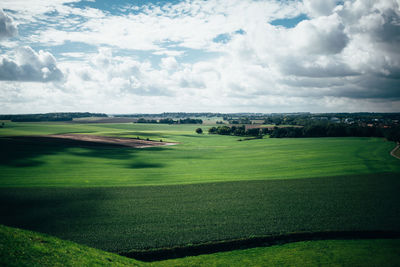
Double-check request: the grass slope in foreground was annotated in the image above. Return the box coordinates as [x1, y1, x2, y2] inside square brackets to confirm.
[1, 122, 399, 187]
[1, 225, 400, 267]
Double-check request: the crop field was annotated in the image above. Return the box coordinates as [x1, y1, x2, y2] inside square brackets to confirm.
[1, 173, 399, 253]
[0, 121, 399, 263]
[0, 122, 399, 187]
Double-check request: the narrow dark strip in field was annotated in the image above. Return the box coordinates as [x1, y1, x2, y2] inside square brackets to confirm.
[0, 172, 399, 255]
[122, 230, 400, 261]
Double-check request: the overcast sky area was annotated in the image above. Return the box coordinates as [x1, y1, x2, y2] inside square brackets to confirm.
[0, 0, 399, 114]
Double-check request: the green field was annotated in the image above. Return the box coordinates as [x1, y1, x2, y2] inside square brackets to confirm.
[0, 121, 399, 264]
[1, 173, 399, 253]
[1, 224, 399, 267]
[1, 122, 399, 187]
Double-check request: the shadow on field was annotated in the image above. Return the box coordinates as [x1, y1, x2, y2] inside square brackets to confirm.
[180, 134, 205, 138]
[123, 230, 400, 261]
[127, 162, 165, 169]
[0, 136, 165, 168]
[110, 132, 165, 138]
[0, 188, 107, 240]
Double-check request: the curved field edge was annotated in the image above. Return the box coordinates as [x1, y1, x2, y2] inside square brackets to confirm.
[123, 230, 400, 261]
[391, 143, 400, 159]
[157, 238, 400, 267]
[1, 225, 400, 267]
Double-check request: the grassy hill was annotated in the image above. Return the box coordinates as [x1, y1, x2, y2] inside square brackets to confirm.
[0, 224, 140, 267]
[1, 225, 399, 267]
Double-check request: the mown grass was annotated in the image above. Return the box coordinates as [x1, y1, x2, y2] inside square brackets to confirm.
[0, 122, 399, 187]
[1, 173, 399, 252]
[1, 224, 400, 267]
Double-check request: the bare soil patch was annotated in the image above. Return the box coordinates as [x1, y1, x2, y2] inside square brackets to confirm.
[45, 134, 177, 148]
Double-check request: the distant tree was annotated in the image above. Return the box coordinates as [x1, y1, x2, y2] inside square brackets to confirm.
[159, 118, 176, 124]
[195, 128, 203, 134]
[208, 127, 217, 134]
[384, 126, 400, 142]
[245, 128, 261, 136]
[217, 126, 232, 135]
[180, 118, 203, 124]
[261, 128, 269, 135]
[233, 125, 246, 136]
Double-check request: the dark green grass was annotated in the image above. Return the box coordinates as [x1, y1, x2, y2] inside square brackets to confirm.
[2, 224, 399, 267]
[1, 122, 399, 187]
[1, 173, 399, 253]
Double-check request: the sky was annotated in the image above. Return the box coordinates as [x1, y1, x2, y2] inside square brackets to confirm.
[0, 0, 399, 114]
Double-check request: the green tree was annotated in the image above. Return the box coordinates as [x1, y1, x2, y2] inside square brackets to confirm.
[195, 128, 203, 134]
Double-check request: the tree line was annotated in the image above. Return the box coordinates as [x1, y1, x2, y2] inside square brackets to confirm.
[137, 118, 203, 124]
[0, 112, 107, 122]
[208, 124, 400, 142]
[208, 125, 268, 137]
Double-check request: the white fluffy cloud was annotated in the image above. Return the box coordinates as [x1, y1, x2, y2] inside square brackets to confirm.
[1, 0, 400, 113]
[23, 0, 302, 51]
[0, 46, 63, 82]
[303, 0, 339, 17]
[291, 14, 349, 55]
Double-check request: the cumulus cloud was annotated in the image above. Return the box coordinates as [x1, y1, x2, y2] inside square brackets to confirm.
[160, 57, 178, 70]
[1, 0, 400, 113]
[23, 0, 302, 51]
[0, 9, 17, 40]
[0, 46, 63, 82]
[303, 0, 339, 17]
[291, 14, 349, 55]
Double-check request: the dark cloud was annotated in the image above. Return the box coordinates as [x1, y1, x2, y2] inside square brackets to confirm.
[279, 57, 358, 78]
[0, 47, 63, 82]
[284, 75, 400, 100]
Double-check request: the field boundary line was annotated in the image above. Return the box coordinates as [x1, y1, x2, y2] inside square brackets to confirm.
[120, 230, 400, 262]
[390, 143, 400, 160]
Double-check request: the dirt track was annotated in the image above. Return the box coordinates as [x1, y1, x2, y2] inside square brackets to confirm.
[390, 143, 400, 160]
[45, 134, 177, 148]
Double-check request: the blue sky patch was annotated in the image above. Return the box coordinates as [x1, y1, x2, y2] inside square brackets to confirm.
[213, 33, 231, 44]
[270, 14, 309, 28]
[213, 29, 245, 44]
[64, 0, 183, 15]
